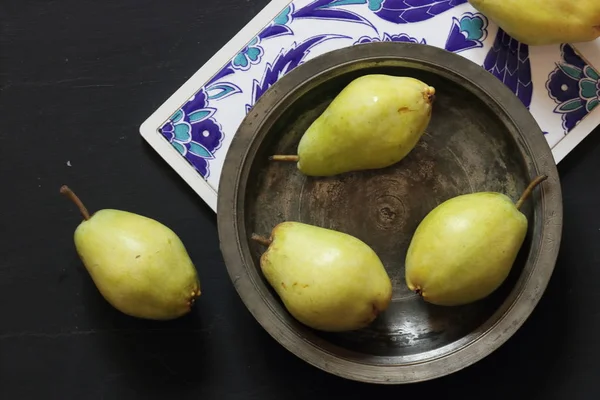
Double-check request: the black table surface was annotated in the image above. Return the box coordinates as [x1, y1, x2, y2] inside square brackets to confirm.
[2, 1, 600, 399]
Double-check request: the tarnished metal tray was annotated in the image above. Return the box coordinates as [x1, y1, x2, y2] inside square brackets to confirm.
[217, 42, 563, 384]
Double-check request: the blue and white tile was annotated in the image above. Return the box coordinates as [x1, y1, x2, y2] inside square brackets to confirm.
[142, 0, 600, 210]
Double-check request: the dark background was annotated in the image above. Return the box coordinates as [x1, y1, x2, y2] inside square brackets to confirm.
[1, 1, 600, 399]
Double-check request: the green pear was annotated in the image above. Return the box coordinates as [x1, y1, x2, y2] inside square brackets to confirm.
[61, 186, 201, 320]
[251, 222, 393, 332]
[405, 176, 548, 307]
[270, 74, 435, 176]
[468, 0, 600, 45]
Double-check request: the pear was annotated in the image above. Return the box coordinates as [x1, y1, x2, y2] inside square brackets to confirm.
[60, 186, 201, 320]
[251, 222, 393, 332]
[405, 176, 548, 307]
[468, 0, 600, 45]
[270, 74, 435, 176]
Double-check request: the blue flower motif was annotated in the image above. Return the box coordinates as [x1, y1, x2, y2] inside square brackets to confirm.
[159, 89, 224, 178]
[160, 111, 191, 157]
[546, 44, 600, 132]
[460, 14, 486, 40]
[354, 32, 426, 45]
[445, 12, 488, 53]
[232, 37, 264, 71]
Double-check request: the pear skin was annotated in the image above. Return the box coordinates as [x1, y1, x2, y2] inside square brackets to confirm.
[468, 0, 600, 45]
[271, 74, 435, 176]
[61, 186, 201, 320]
[252, 222, 393, 332]
[405, 176, 547, 307]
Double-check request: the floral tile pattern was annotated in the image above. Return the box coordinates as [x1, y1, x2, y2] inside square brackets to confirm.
[157, 0, 600, 190]
[546, 44, 600, 132]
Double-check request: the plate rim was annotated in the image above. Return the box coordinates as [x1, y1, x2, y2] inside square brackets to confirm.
[217, 41, 563, 384]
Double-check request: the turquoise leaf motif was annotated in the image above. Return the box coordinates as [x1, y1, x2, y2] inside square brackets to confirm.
[580, 78, 600, 112]
[557, 63, 583, 80]
[188, 142, 215, 159]
[188, 108, 215, 123]
[171, 141, 186, 156]
[585, 65, 599, 81]
[205, 82, 242, 100]
[170, 110, 184, 123]
[557, 99, 583, 112]
[368, 0, 384, 11]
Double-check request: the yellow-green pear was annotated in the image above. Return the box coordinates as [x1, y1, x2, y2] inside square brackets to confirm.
[405, 176, 548, 307]
[252, 222, 393, 332]
[468, 0, 600, 45]
[270, 74, 435, 176]
[61, 186, 201, 320]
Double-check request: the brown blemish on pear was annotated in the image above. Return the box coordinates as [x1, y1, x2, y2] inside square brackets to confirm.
[250, 222, 393, 332]
[424, 86, 436, 103]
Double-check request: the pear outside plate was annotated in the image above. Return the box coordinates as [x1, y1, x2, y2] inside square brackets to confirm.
[217, 42, 563, 384]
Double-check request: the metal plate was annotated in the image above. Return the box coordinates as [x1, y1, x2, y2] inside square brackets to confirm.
[217, 42, 563, 384]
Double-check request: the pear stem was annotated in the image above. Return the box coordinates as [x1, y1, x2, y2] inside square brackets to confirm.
[269, 155, 299, 162]
[60, 185, 91, 221]
[251, 234, 272, 247]
[515, 175, 548, 210]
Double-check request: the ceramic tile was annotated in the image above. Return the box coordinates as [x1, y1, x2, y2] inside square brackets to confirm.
[140, 0, 600, 212]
